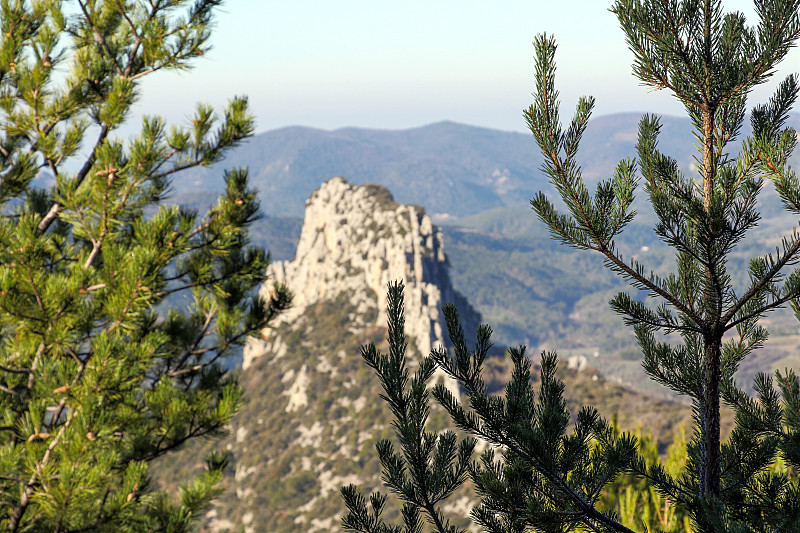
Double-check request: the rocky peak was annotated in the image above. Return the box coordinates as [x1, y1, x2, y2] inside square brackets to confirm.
[153, 178, 690, 533]
[190, 177, 484, 532]
[244, 176, 480, 371]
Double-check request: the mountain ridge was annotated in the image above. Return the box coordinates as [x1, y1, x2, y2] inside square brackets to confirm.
[244, 177, 481, 376]
[154, 177, 695, 533]
[170, 114, 717, 218]
[204, 177, 485, 531]
[167, 114, 800, 394]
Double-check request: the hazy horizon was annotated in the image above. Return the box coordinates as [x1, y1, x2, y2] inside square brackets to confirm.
[123, 1, 800, 137]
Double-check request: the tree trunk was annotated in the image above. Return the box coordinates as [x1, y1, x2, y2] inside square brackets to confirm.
[700, 18, 722, 505]
[701, 335, 722, 500]
[701, 0, 720, 503]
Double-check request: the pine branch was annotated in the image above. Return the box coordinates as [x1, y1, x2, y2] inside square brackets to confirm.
[8, 407, 79, 532]
[77, 0, 124, 77]
[722, 237, 800, 326]
[343, 282, 473, 533]
[37, 124, 111, 235]
[599, 241, 706, 327]
[432, 306, 639, 533]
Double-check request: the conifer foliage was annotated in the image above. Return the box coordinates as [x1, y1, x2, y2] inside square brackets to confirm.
[345, 1, 800, 532]
[0, 1, 289, 531]
[341, 281, 476, 533]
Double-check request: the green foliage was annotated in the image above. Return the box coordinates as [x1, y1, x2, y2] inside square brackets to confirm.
[432, 308, 639, 533]
[0, 1, 289, 531]
[526, 1, 800, 529]
[342, 282, 476, 533]
[602, 424, 692, 533]
[346, 1, 800, 532]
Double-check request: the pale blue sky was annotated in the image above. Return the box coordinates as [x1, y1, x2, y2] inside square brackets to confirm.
[132, 1, 800, 134]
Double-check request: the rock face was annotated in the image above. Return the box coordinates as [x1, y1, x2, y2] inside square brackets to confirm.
[152, 178, 693, 532]
[244, 176, 480, 376]
[188, 177, 480, 533]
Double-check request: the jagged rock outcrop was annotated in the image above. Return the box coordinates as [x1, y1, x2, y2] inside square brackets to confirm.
[151, 178, 694, 533]
[180, 178, 482, 533]
[244, 176, 480, 374]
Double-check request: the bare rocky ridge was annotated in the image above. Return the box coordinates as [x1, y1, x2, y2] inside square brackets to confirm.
[154, 177, 693, 533]
[244, 177, 480, 394]
[194, 178, 482, 532]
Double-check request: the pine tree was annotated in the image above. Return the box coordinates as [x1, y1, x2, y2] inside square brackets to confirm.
[344, 1, 800, 532]
[341, 281, 476, 533]
[0, 1, 289, 530]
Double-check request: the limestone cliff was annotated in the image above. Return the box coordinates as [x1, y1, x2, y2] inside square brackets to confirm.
[244, 176, 480, 374]
[192, 178, 481, 533]
[152, 178, 692, 533]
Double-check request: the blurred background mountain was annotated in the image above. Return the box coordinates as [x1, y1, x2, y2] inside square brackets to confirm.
[165, 114, 800, 397]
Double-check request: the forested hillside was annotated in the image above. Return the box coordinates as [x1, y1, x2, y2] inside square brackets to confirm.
[164, 116, 800, 397]
[167, 115, 800, 218]
[235, 206, 800, 397]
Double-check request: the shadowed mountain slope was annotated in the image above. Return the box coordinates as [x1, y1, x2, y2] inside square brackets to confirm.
[170, 115, 705, 218]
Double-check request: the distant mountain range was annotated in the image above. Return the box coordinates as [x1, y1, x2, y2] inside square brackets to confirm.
[171, 114, 722, 218]
[174, 114, 800, 396]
